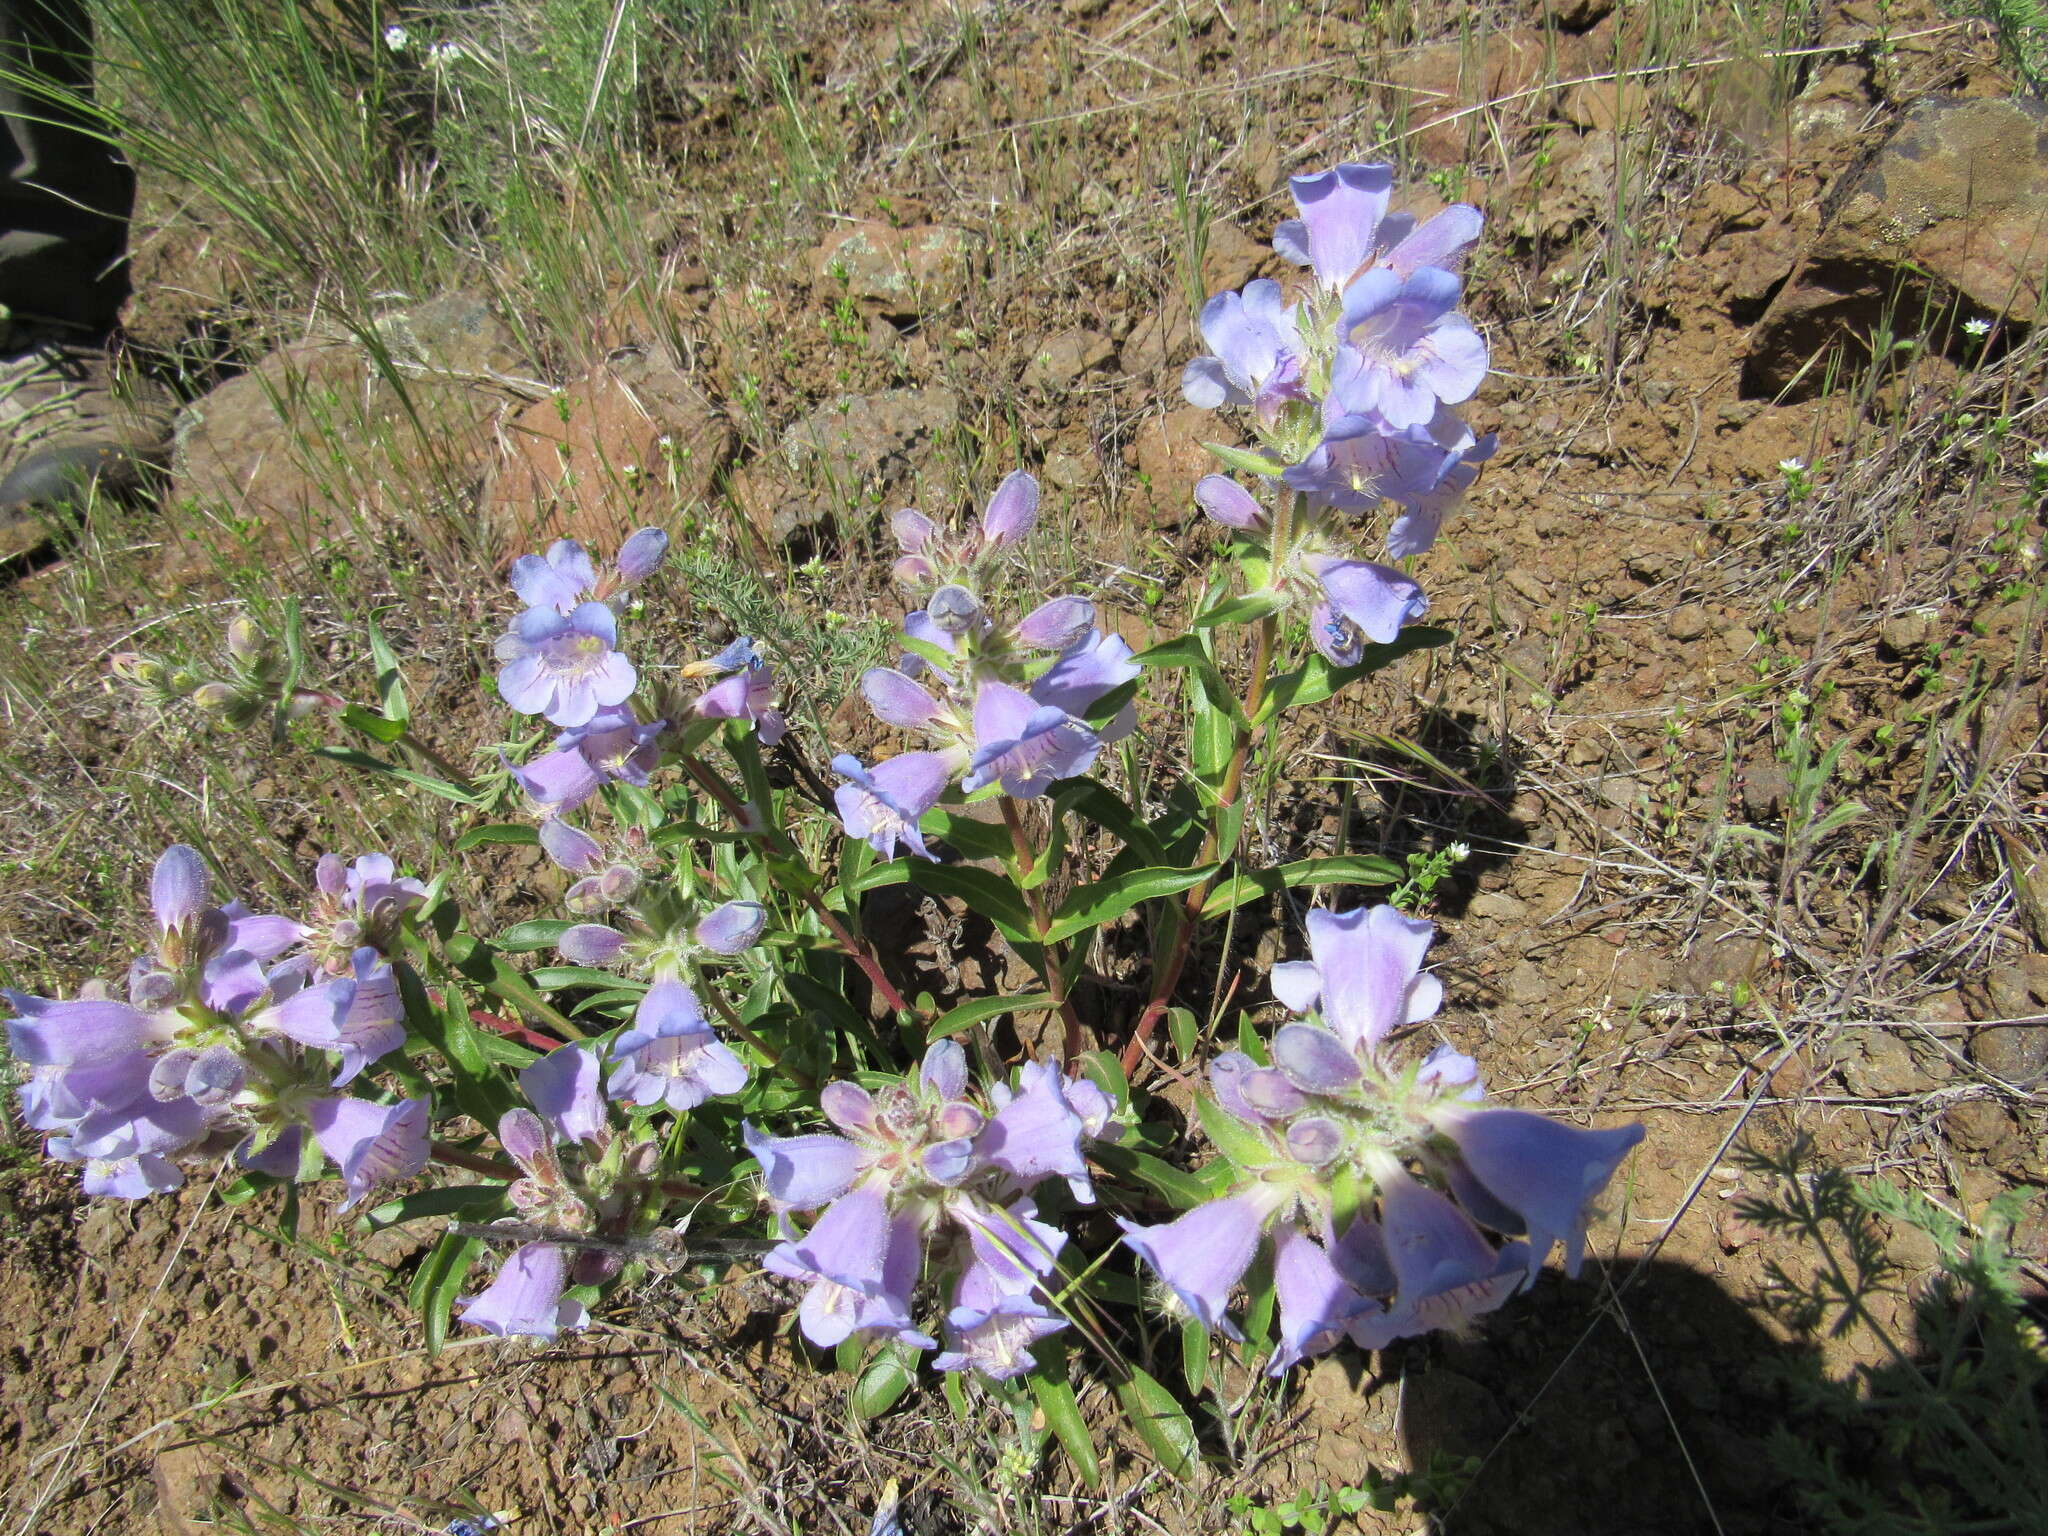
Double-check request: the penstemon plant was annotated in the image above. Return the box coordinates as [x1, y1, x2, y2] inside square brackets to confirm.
[10, 163, 1642, 1455]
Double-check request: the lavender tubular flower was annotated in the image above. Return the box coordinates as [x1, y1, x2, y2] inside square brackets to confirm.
[1268, 903, 1442, 1052]
[831, 750, 962, 861]
[150, 845, 209, 936]
[1434, 1108, 1645, 1284]
[745, 1124, 871, 1209]
[457, 1242, 589, 1339]
[1117, 1188, 1286, 1340]
[497, 601, 637, 728]
[1273, 162, 1483, 290]
[978, 470, 1040, 551]
[1181, 280, 1305, 418]
[521, 1043, 608, 1146]
[508, 705, 663, 815]
[308, 1095, 429, 1210]
[1269, 1222, 1372, 1374]
[692, 654, 786, 745]
[509, 539, 598, 612]
[1330, 271, 1488, 431]
[962, 682, 1100, 799]
[605, 981, 747, 1113]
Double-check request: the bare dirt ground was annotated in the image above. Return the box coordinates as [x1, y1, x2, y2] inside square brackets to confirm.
[1, 1, 2043, 1532]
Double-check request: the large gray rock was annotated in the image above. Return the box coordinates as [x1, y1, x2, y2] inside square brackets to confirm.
[1747, 95, 2048, 396]
[167, 295, 535, 574]
[812, 222, 975, 320]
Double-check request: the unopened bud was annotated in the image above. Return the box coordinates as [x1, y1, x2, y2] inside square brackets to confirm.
[225, 616, 262, 663]
[926, 584, 982, 636]
[189, 681, 236, 712]
[108, 652, 162, 686]
[614, 527, 670, 585]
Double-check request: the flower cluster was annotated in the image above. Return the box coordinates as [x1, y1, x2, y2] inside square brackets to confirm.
[6, 845, 430, 1204]
[1118, 904, 1642, 1370]
[1185, 163, 1497, 665]
[832, 472, 1139, 859]
[746, 1044, 1120, 1380]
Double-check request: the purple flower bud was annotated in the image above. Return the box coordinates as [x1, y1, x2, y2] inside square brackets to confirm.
[315, 853, 347, 897]
[892, 554, 936, 588]
[1271, 1022, 1361, 1094]
[148, 1049, 199, 1104]
[926, 584, 983, 636]
[1240, 1067, 1307, 1118]
[1208, 1051, 1268, 1124]
[538, 818, 605, 875]
[819, 1081, 875, 1134]
[892, 508, 935, 553]
[184, 1045, 245, 1107]
[614, 527, 669, 585]
[920, 1040, 968, 1101]
[498, 1108, 552, 1168]
[922, 1137, 978, 1185]
[978, 471, 1039, 550]
[695, 900, 766, 955]
[860, 668, 947, 731]
[224, 616, 263, 663]
[1285, 1115, 1345, 1166]
[1194, 475, 1266, 529]
[1010, 596, 1096, 653]
[151, 845, 209, 934]
[558, 924, 628, 967]
[933, 1100, 985, 1140]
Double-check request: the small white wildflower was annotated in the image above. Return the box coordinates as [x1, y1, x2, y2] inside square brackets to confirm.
[1963, 317, 1991, 338]
[427, 40, 464, 66]
[1448, 841, 1471, 861]
[2029, 448, 2048, 468]
[383, 23, 409, 51]
[1778, 458, 1804, 474]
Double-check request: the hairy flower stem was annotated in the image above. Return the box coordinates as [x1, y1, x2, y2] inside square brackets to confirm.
[1121, 607, 1280, 1078]
[430, 1141, 705, 1200]
[678, 751, 922, 1022]
[1001, 797, 1086, 1063]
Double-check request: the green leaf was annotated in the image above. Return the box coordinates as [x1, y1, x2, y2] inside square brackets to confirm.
[444, 933, 582, 1039]
[1030, 1351, 1102, 1489]
[1044, 863, 1218, 944]
[311, 746, 479, 802]
[453, 822, 540, 853]
[1257, 626, 1454, 720]
[528, 965, 631, 991]
[1180, 1316, 1211, 1395]
[850, 1341, 919, 1419]
[367, 615, 409, 724]
[1197, 853, 1404, 920]
[1090, 1143, 1209, 1209]
[847, 860, 910, 895]
[1115, 1366, 1199, 1478]
[923, 808, 1013, 863]
[398, 962, 508, 1126]
[340, 703, 407, 745]
[495, 919, 575, 952]
[908, 862, 1035, 945]
[1192, 588, 1286, 630]
[408, 1230, 483, 1356]
[1204, 441, 1287, 479]
[1078, 678, 1140, 730]
[1197, 1095, 1279, 1172]
[1167, 1006, 1198, 1061]
[927, 991, 1054, 1042]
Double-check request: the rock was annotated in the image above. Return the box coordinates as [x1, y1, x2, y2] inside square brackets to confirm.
[1747, 96, 2048, 397]
[1787, 64, 1875, 158]
[1130, 406, 1214, 526]
[1119, 303, 1195, 377]
[481, 347, 734, 557]
[1041, 448, 1096, 490]
[1666, 604, 1711, 641]
[1944, 1098, 2019, 1160]
[1468, 891, 1528, 922]
[154, 1444, 229, 1534]
[1551, 0, 1614, 28]
[1679, 923, 1768, 998]
[1200, 220, 1270, 294]
[167, 296, 533, 572]
[1877, 608, 1938, 657]
[812, 222, 974, 320]
[1023, 328, 1113, 391]
[1838, 1029, 1942, 1098]
[1386, 28, 1558, 164]
[1965, 956, 2048, 1083]
[737, 387, 958, 547]
[1740, 758, 1790, 820]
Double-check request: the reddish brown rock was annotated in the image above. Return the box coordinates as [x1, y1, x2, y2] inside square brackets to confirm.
[481, 347, 734, 557]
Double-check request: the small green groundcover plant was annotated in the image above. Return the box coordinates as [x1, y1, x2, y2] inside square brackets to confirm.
[9, 165, 1644, 1468]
